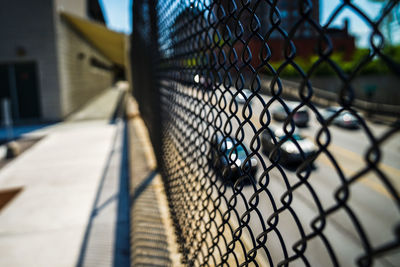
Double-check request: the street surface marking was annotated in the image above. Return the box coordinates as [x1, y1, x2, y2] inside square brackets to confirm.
[316, 143, 400, 199]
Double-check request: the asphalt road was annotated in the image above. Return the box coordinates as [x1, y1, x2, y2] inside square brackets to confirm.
[165, 84, 400, 266]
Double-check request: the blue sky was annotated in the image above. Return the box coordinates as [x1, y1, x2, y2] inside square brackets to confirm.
[319, 0, 399, 47]
[99, 0, 398, 47]
[99, 0, 131, 33]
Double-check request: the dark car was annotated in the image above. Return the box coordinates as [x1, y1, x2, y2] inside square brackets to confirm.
[261, 127, 317, 165]
[321, 107, 359, 129]
[272, 103, 309, 127]
[209, 134, 257, 181]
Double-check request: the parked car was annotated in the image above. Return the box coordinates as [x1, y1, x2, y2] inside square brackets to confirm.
[194, 73, 212, 89]
[235, 89, 253, 105]
[321, 107, 360, 129]
[261, 127, 317, 165]
[209, 134, 257, 181]
[272, 103, 309, 127]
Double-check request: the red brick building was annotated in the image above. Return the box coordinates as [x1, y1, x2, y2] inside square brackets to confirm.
[219, 0, 355, 67]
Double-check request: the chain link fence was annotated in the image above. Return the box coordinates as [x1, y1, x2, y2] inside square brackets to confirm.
[130, 0, 400, 266]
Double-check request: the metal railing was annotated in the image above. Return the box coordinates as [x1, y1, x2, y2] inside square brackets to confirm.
[130, 0, 400, 266]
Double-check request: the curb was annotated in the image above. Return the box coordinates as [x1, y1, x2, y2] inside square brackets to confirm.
[126, 96, 181, 266]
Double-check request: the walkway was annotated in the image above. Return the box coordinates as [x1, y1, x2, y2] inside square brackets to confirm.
[0, 85, 130, 267]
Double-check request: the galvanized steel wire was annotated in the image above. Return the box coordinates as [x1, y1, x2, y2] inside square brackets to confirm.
[131, 0, 400, 266]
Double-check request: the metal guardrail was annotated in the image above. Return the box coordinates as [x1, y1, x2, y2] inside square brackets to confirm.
[130, 0, 400, 266]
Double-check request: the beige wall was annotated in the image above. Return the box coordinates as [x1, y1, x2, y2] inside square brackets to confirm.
[55, 17, 114, 117]
[55, 0, 87, 18]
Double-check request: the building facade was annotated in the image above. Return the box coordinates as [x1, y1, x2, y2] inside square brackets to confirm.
[218, 0, 354, 66]
[0, 0, 123, 123]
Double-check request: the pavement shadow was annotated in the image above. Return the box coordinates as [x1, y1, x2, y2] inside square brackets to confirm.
[0, 123, 52, 144]
[109, 91, 127, 125]
[113, 122, 131, 267]
[130, 169, 158, 206]
[76, 121, 130, 267]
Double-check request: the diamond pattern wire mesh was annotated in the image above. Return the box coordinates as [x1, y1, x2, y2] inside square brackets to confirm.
[131, 0, 400, 266]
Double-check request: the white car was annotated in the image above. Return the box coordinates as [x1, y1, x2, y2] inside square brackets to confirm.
[261, 127, 317, 165]
[235, 89, 253, 105]
[321, 107, 359, 129]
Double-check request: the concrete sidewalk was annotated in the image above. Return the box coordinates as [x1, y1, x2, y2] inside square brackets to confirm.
[0, 83, 179, 267]
[0, 84, 122, 266]
[0, 120, 122, 267]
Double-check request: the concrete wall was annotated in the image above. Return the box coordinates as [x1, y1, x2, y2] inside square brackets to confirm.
[55, 0, 87, 18]
[55, 17, 114, 117]
[309, 75, 400, 106]
[261, 75, 400, 115]
[0, 0, 62, 121]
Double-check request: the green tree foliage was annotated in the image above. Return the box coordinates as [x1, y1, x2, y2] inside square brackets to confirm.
[265, 46, 400, 77]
